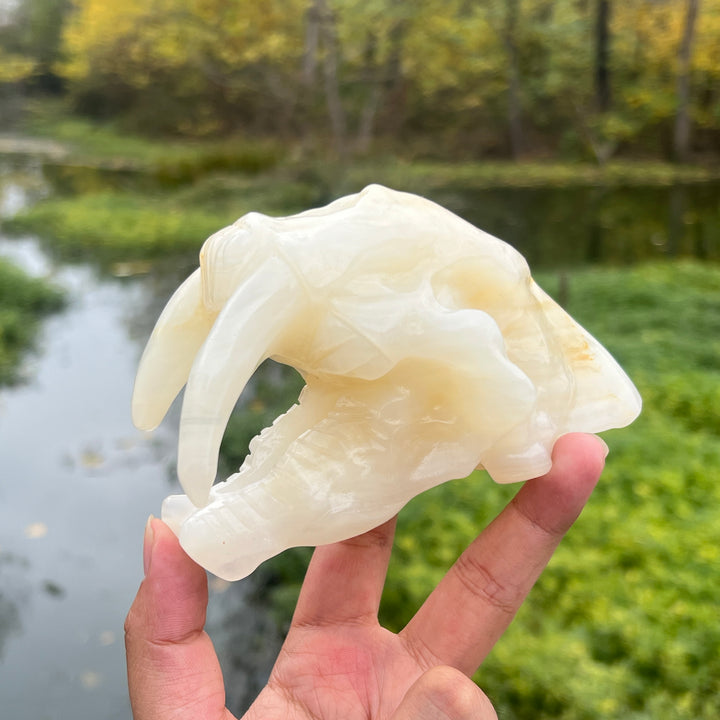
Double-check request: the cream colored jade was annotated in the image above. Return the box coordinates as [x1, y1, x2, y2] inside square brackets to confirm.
[132, 184, 641, 581]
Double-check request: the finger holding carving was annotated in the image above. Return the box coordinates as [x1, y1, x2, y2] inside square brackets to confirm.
[292, 517, 398, 627]
[401, 433, 606, 676]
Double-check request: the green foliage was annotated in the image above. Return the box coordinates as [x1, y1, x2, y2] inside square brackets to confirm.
[346, 159, 720, 192]
[23, 100, 283, 175]
[220, 361, 306, 477]
[4, 191, 229, 261]
[384, 262, 720, 719]
[6, 0, 720, 158]
[0, 259, 64, 384]
[542, 263, 720, 374]
[0, 0, 70, 86]
[3, 174, 327, 263]
[221, 261, 720, 718]
[0, 50, 36, 84]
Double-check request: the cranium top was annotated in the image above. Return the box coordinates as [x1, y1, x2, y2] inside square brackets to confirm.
[132, 184, 641, 580]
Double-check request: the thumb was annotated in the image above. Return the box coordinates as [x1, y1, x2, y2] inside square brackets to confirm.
[391, 667, 497, 720]
[124, 517, 230, 720]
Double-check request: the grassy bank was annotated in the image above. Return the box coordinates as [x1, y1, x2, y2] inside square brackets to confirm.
[2, 174, 329, 263]
[0, 259, 64, 384]
[18, 101, 720, 186]
[429, 262, 720, 719]
[225, 261, 720, 720]
[348, 157, 720, 192]
[4, 104, 719, 265]
[19, 100, 282, 177]
[6, 165, 720, 268]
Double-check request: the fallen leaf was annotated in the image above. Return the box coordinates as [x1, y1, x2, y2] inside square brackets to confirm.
[80, 671, 102, 690]
[24, 522, 48, 539]
[80, 450, 104, 469]
[209, 577, 231, 594]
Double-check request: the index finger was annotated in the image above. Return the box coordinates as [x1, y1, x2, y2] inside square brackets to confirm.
[400, 433, 607, 676]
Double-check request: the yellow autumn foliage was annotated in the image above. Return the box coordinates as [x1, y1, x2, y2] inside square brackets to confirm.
[0, 51, 36, 83]
[47, 0, 720, 147]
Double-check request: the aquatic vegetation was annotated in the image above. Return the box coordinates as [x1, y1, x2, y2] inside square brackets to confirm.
[0, 259, 64, 385]
[3, 176, 327, 263]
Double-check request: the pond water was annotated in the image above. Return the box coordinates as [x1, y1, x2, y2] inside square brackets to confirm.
[0, 161, 280, 719]
[0, 157, 717, 719]
[434, 181, 720, 268]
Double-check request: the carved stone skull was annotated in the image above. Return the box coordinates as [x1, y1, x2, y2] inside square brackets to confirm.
[132, 185, 641, 580]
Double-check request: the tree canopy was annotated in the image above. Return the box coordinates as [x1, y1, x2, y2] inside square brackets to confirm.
[2, 0, 720, 159]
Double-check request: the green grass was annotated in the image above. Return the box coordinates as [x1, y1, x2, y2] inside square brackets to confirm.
[0, 259, 64, 385]
[345, 158, 720, 194]
[391, 262, 720, 719]
[2, 174, 329, 263]
[5, 191, 231, 259]
[21, 99, 282, 178]
[224, 261, 720, 719]
[8, 104, 719, 271]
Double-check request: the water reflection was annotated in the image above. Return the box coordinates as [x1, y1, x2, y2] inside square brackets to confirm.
[0, 593, 22, 662]
[435, 182, 720, 268]
[0, 180, 279, 717]
[0, 550, 28, 662]
[0, 156, 49, 216]
[0, 235, 179, 718]
[0, 164, 176, 716]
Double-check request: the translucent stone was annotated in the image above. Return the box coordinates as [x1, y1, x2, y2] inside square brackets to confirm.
[132, 184, 641, 580]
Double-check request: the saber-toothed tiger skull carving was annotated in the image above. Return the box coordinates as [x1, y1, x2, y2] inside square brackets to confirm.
[132, 184, 641, 580]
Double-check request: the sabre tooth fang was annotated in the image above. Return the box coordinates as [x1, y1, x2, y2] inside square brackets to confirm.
[132, 269, 216, 431]
[177, 258, 303, 507]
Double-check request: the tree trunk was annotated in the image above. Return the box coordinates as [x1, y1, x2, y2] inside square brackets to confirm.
[317, 0, 348, 158]
[302, 2, 322, 88]
[356, 9, 406, 153]
[674, 0, 700, 162]
[383, 15, 407, 136]
[503, 0, 524, 159]
[595, 0, 611, 112]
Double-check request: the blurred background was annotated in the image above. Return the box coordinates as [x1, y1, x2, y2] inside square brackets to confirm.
[0, 1, 718, 718]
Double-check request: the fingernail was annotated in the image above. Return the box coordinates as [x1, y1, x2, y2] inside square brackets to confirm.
[593, 434, 610, 459]
[143, 515, 155, 576]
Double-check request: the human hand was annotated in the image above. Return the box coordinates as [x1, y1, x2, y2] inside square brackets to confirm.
[125, 432, 607, 720]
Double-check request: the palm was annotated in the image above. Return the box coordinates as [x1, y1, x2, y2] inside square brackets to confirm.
[126, 434, 606, 720]
[248, 623, 424, 719]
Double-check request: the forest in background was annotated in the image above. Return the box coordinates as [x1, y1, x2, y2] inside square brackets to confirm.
[0, 0, 718, 163]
